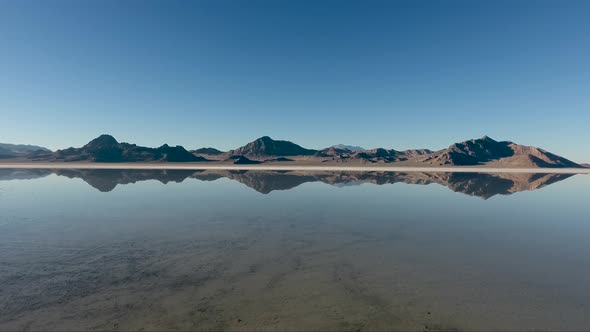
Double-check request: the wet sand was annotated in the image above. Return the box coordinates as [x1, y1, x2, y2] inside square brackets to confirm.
[0, 162, 588, 174]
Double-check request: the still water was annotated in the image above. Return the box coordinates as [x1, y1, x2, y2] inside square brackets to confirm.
[1, 169, 589, 331]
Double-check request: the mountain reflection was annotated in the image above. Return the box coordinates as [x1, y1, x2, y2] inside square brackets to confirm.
[0, 168, 574, 199]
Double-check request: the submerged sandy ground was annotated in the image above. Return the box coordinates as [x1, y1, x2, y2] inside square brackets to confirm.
[0, 162, 588, 174]
[1, 169, 589, 331]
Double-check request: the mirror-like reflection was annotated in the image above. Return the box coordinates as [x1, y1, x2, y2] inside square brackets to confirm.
[0, 168, 575, 199]
[1, 169, 589, 331]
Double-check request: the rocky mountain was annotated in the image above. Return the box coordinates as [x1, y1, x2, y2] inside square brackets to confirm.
[229, 136, 317, 158]
[0, 135, 581, 167]
[192, 147, 224, 155]
[315, 146, 433, 163]
[314, 147, 353, 158]
[353, 148, 400, 162]
[331, 144, 365, 152]
[48, 135, 207, 162]
[311, 136, 579, 168]
[421, 136, 579, 168]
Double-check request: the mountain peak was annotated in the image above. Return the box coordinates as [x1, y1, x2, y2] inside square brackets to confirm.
[193, 147, 224, 155]
[479, 135, 496, 142]
[231, 136, 317, 157]
[86, 134, 119, 147]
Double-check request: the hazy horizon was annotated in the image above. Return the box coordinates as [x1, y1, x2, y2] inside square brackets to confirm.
[2, 0, 589, 161]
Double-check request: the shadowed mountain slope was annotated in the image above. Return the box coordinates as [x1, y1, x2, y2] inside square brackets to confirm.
[192, 147, 224, 155]
[229, 136, 317, 157]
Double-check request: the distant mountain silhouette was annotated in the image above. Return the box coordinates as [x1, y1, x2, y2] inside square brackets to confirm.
[229, 136, 317, 157]
[0, 143, 51, 153]
[0, 143, 51, 159]
[8, 168, 574, 198]
[192, 147, 224, 155]
[45, 135, 207, 162]
[0, 146, 16, 159]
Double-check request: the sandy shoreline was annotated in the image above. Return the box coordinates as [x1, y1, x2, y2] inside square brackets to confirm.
[0, 162, 588, 174]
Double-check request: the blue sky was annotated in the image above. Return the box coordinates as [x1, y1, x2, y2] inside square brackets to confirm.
[1, 0, 589, 161]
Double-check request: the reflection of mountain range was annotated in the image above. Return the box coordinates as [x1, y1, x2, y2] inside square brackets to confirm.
[0, 169, 575, 199]
[54, 169, 195, 192]
[0, 169, 53, 181]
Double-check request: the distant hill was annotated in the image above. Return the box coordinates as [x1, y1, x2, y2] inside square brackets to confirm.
[331, 144, 365, 152]
[582, 163, 590, 168]
[0, 146, 17, 158]
[192, 147, 224, 155]
[314, 147, 352, 158]
[316, 146, 432, 163]
[46, 135, 207, 162]
[229, 136, 317, 157]
[0, 143, 51, 153]
[0, 143, 51, 159]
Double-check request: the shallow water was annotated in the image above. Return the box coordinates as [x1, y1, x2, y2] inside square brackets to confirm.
[1, 169, 589, 331]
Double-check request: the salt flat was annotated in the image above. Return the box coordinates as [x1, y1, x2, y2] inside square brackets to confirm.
[0, 162, 588, 174]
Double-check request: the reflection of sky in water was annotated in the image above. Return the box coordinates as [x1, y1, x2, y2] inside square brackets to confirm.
[0, 171, 589, 330]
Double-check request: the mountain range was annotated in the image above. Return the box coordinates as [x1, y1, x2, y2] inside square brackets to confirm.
[46, 135, 206, 162]
[0, 134, 583, 168]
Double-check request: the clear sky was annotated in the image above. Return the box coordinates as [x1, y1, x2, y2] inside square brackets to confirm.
[1, 0, 589, 161]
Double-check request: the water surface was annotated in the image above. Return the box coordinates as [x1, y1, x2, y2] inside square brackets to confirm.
[1, 169, 589, 331]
